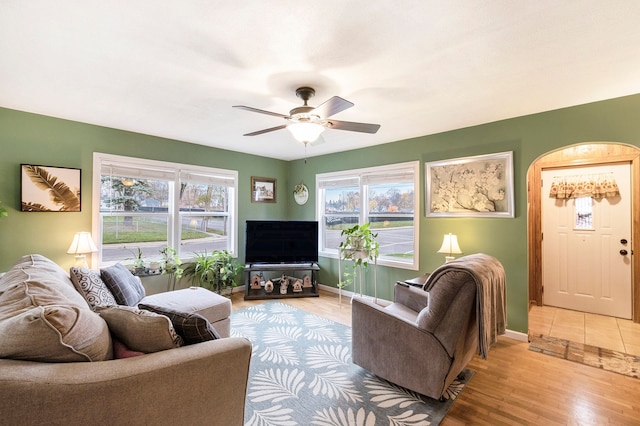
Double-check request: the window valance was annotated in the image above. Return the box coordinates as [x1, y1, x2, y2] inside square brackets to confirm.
[549, 173, 620, 199]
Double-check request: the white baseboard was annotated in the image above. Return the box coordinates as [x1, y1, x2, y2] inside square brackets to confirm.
[317, 284, 391, 306]
[502, 329, 529, 342]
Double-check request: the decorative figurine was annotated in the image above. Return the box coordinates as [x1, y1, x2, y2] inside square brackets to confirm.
[264, 280, 274, 293]
[303, 275, 312, 288]
[279, 280, 288, 294]
[251, 275, 261, 290]
[293, 279, 303, 292]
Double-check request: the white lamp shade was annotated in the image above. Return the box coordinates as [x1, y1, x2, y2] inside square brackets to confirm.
[286, 122, 325, 143]
[437, 233, 462, 255]
[67, 232, 98, 255]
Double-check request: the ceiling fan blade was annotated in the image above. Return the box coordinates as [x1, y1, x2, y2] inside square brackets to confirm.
[311, 96, 354, 118]
[326, 119, 381, 134]
[233, 105, 289, 118]
[243, 124, 287, 136]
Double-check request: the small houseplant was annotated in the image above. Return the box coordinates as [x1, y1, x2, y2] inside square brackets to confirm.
[182, 250, 243, 295]
[125, 247, 146, 275]
[339, 223, 380, 264]
[160, 247, 183, 279]
[338, 223, 380, 303]
[160, 247, 183, 290]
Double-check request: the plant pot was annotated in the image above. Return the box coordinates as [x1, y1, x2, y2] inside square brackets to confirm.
[344, 248, 370, 260]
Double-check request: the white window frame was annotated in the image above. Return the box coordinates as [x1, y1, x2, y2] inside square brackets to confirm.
[92, 153, 238, 266]
[316, 161, 420, 271]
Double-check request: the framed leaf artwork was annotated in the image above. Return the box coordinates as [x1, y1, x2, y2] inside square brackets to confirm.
[21, 164, 81, 212]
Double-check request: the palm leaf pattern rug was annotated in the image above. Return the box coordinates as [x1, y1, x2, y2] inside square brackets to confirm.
[231, 302, 473, 426]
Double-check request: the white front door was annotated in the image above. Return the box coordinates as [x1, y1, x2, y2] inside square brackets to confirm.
[542, 163, 632, 319]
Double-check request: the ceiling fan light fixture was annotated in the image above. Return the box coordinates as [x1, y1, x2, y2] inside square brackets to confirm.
[234, 86, 379, 141]
[287, 121, 326, 143]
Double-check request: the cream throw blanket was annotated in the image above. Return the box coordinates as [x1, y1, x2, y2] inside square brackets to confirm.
[425, 253, 506, 359]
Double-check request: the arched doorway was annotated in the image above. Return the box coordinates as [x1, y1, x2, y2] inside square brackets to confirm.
[527, 142, 640, 324]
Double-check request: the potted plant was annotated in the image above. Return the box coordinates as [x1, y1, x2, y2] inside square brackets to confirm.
[338, 223, 380, 303]
[160, 247, 183, 279]
[182, 250, 243, 296]
[126, 247, 146, 275]
[159, 247, 183, 290]
[339, 223, 380, 265]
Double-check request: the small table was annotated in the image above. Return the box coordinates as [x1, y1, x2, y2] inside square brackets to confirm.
[401, 273, 431, 288]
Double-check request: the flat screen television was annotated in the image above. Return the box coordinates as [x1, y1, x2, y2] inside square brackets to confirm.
[245, 220, 319, 264]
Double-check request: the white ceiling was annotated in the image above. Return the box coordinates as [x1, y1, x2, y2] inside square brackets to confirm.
[2, 1, 640, 161]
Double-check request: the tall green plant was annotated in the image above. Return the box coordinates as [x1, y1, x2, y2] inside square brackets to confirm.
[338, 223, 379, 296]
[182, 250, 243, 294]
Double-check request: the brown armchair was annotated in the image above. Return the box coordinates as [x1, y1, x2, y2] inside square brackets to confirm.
[351, 253, 506, 400]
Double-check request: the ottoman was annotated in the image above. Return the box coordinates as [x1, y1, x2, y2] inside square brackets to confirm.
[139, 287, 232, 338]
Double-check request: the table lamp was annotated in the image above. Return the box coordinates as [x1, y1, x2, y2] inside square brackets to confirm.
[437, 233, 462, 263]
[67, 231, 98, 268]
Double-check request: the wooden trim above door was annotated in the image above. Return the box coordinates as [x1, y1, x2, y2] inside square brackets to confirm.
[527, 143, 640, 323]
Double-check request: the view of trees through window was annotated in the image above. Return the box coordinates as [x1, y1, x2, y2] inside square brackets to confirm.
[95, 154, 237, 266]
[318, 162, 419, 269]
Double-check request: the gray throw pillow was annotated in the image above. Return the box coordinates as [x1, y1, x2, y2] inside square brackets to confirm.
[138, 303, 220, 344]
[101, 263, 146, 306]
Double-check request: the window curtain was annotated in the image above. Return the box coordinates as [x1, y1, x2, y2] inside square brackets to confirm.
[549, 173, 620, 199]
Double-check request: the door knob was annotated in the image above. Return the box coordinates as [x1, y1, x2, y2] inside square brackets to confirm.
[620, 249, 628, 256]
[621, 238, 628, 245]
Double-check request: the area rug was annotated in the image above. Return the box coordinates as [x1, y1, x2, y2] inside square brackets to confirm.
[529, 334, 640, 379]
[231, 302, 473, 426]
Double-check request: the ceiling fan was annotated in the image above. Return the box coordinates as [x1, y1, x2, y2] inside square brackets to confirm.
[233, 87, 380, 144]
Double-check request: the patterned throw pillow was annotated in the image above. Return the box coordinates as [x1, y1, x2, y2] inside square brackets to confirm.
[69, 267, 117, 309]
[138, 303, 220, 344]
[100, 263, 146, 306]
[95, 305, 183, 352]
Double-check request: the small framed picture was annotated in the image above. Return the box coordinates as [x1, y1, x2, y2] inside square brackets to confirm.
[21, 164, 81, 212]
[251, 176, 276, 203]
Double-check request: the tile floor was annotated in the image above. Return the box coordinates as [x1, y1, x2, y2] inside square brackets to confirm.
[529, 305, 640, 356]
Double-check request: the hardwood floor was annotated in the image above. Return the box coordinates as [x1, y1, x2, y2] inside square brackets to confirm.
[230, 289, 640, 425]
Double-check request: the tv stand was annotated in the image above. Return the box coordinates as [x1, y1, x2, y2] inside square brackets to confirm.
[243, 263, 320, 300]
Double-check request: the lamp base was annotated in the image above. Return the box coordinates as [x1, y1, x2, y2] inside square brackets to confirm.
[444, 256, 456, 263]
[74, 255, 89, 269]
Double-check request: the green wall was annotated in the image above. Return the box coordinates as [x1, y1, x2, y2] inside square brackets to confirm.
[0, 108, 289, 272]
[2, 93, 640, 334]
[287, 93, 640, 333]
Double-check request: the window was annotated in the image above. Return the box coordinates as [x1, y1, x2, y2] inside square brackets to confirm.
[93, 153, 238, 266]
[317, 161, 419, 270]
[574, 196, 593, 229]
